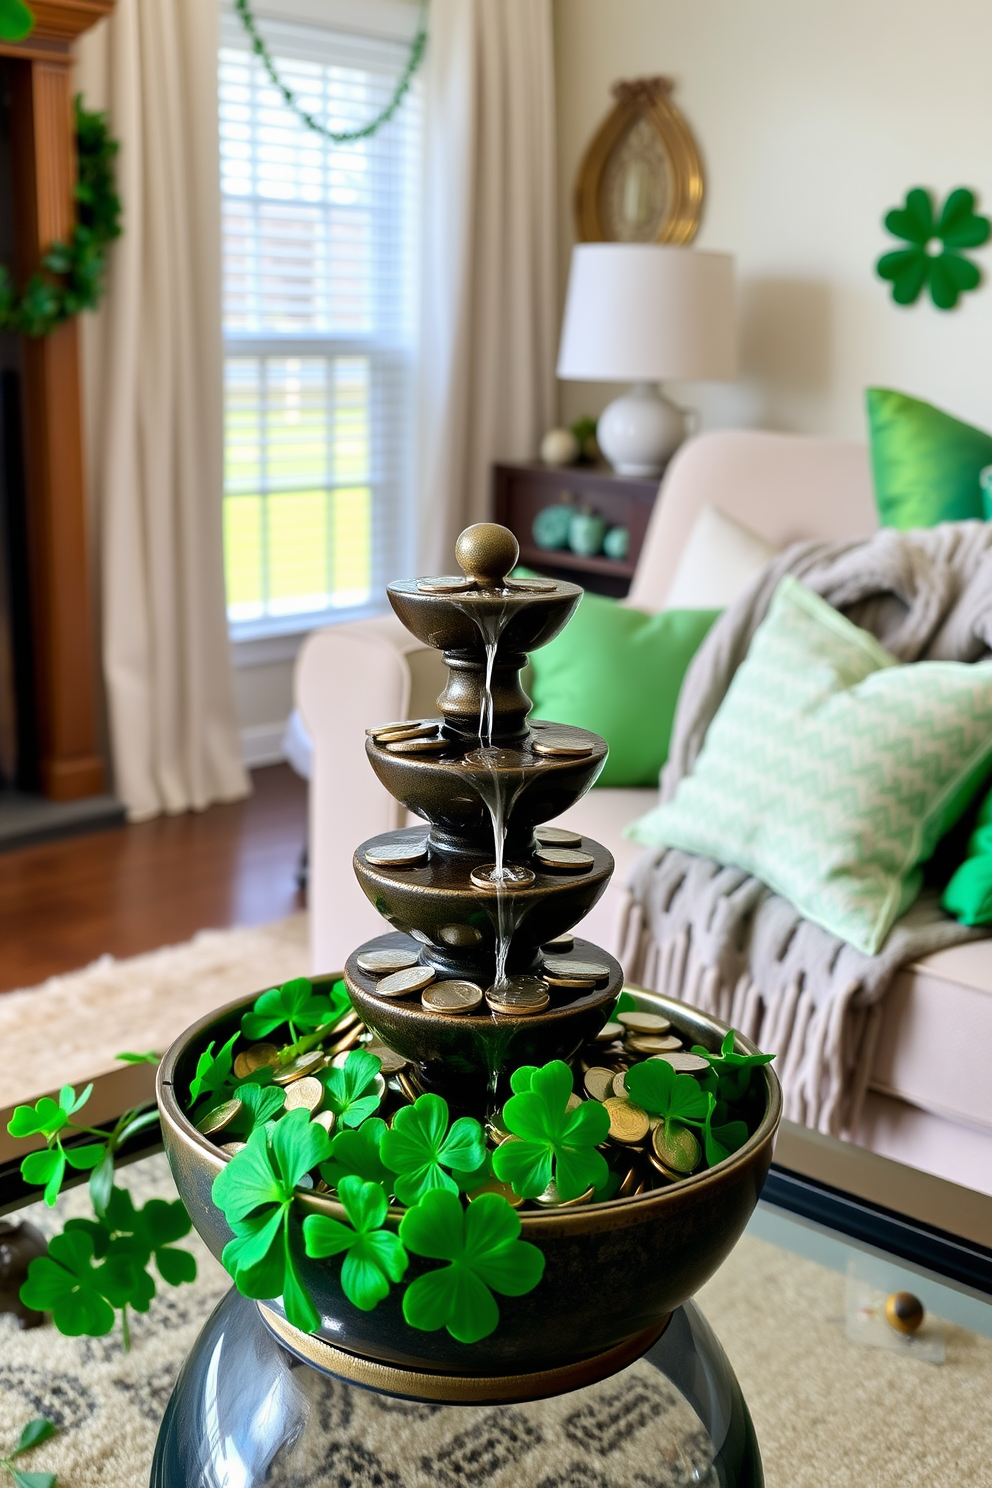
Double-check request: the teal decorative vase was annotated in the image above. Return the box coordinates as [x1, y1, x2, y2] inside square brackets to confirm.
[603, 525, 629, 561]
[569, 512, 607, 557]
[532, 504, 572, 551]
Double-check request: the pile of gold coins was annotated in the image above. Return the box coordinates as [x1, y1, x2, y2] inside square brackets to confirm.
[193, 999, 724, 1209]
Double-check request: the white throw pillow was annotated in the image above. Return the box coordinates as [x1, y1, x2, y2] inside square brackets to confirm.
[663, 505, 780, 610]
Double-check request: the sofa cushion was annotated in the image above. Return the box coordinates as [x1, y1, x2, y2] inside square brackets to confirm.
[662, 505, 780, 610]
[866, 386, 992, 529]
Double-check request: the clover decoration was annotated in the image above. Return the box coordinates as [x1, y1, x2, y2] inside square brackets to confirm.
[242, 976, 350, 1044]
[624, 1059, 748, 1169]
[876, 188, 990, 309]
[0, 1415, 57, 1488]
[303, 1176, 408, 1311]
[8, 1085, 103, 1207]
[321, 1049, 384, 1128]
[379, 1094, 488, 1204]
[492, 1061, 610, 1201]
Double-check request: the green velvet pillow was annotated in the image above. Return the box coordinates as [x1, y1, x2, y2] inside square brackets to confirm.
[528, 590, 719, 788]
[942, 790, 992, 925]
[866, 387, 992, 529]
[627, 578, 992, 955]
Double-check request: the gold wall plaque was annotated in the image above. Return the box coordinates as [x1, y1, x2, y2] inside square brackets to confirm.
[574, 77, 704, 245]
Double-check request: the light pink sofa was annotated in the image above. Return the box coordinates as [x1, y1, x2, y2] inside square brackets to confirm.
[297, 430, 992, 1196]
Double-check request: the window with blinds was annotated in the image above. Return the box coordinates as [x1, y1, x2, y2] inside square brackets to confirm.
[219, 11, 420, 634]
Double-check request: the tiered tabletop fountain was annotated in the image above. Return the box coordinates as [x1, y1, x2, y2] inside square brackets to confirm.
[153, 525, 781, 1487]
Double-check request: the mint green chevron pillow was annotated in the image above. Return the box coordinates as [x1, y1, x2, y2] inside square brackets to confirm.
[627, 577, 992, 955]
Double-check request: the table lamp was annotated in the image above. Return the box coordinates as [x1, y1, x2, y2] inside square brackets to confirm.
[557, 244, 736, 476]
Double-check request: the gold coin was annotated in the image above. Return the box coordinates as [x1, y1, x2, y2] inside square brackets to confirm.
[220, 1141, 247, 1157]
[244, 1043, 280, 1073]
[196, 1098, 242, 1136]
[535, 827, 582, 849]
[505, 575, 557, 592]
[486, 1115, 512, 1145]
[416, 575, 474, 593]
[357, 948, 420, 976]
[534, 847, 595, 872]
[422, 980, 484, 1015]
[543, 974, 596, 990]
[365, 1040, 409, 1073]
[541, 930, 575, 952]
[652, 1052, 710, 1074]
[603, 1097, 649, 1145]
[531, 735, 594, 759]
[565, 1092, 583, 1112]
[652, 1123, 701, 1174]
[373, 721, 440, 744]
[595, 1021, 624, 1043]
[627, 1034, 683, 1055]
[470, 862, 536, 890]
[385, 735, 450, 755]
[611, 1071, 629, 1099]
[467, 1177, 524, 1207]
[327, 1023, 363, 1057]
[544, 956, 610, 980]
[618, 1164, 641, 1197]
[534, 1179, 595, 1207]
[365, 839, 429, 868]
[396, 1069, 422, 1103]
[485, 976, 550, 1016]
[367, 718, 436, 738]
[648, 1151, 680, 1181]
[583, 1067, 616, 1101]
[618, 1011, 672, 1034]
[232, 1051, 253, 1080]
[272, 1050, 326, 1086]
[283, 1076, 324, 1114]
[376, 965, 436, 998]
[312, 1110, 336, 1134]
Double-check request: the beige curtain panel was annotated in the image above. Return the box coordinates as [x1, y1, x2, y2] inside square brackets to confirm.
[76, 0, 248, 821]
[417, 0, 558, 573]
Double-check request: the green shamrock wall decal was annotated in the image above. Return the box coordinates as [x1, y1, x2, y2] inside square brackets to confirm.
[492, 1060, 609, 1202]
[212, 1107, 332, 1334]
[380, 1093, 487, 1205]
[399, 1189, 545, 1343]
[303, 1175, 408, 1310]
[876, 187, 990, 309]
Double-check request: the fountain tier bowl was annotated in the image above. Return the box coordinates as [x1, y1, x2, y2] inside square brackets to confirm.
[157, 984, 782, 1399]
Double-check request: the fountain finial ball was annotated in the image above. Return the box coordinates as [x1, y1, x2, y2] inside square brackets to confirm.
[455, 523, 520, 587]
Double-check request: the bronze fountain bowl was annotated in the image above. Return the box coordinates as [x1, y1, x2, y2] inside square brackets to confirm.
[157, 984, 782, 1400]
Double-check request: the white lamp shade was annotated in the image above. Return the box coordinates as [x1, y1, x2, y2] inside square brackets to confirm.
[557, 244, 737, 383]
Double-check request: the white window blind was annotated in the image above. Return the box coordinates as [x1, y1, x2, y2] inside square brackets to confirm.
[219, 11, 420, 634]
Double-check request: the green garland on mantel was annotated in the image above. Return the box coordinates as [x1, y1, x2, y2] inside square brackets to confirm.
[0, 97, 122, 339]
[234, 0, 427, 144]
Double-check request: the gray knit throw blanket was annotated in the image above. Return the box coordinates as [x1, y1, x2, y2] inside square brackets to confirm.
[617, 521, 992, 1138]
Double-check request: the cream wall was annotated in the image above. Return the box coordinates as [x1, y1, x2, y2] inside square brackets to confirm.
[553, 0, 992, 444]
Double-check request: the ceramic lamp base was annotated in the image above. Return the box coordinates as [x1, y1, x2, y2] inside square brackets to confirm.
[150, 1287, 764, 1487]
[597, 382, 684, 476]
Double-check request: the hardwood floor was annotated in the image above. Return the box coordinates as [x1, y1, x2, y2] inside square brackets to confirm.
[0, 765, 308, 993]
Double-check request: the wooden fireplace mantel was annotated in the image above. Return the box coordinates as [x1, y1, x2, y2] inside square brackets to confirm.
[2, 0, 114, 800]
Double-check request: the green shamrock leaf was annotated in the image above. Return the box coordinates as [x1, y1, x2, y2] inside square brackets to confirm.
[320, 1050, 383, 1129]
[492, 1061, 609, 1201]
[399, 1189, 544, 1344]
[20, 1229, 120, 1336]
[702, 1107, 749, 1168]
[115, 1051, 160, 1065]
[68, 1187, 197, 1289]
[1, 1413, 57, 1488]
[8, 1084, 91, 1140]
[188, 1032, 239, 1106]
[303, 1175, 408, 1310]
[876, 186, 989, 309]
[380, 1093, 487, 1205]
[689, 1032, 775, 1102]
[624, 1059, 710, 1129]
[228, 1081, 286, 1136]
[10, 1086, 102, 1207]
[319, 1116, 392, 1193]
[212, 1108, 331, 1334]
[242, 977, 350, 1043]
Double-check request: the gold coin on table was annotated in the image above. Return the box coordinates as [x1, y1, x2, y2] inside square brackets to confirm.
[365, 840, 429, 868]
[357, 947, 420, 976]
[618, 1011, 672, 1034]
[470, 862, 536, 890]
[535, 827, 582, 849]
[244, 1042, 280, 1073]
[272, 1050, 326, 1086]
[376, 965, 436, 998]
[416, 575, 475, 594]
[595, 1021, 624, 1043]
[219, 1140, 247, 1157]
[583, 1067, 616, 1102]
[312, 1110, 336, 1134]
[365, 1040, 409, 1073]
[385, 735, 450, 755]
[543, 956, 610, 980]
[467, 1176, 524, 1207]
[611, 1071, 629, 1099]
[534, 847, 595, 872]
[283, 1076, 324, 1114]
[652, 1052, 710, 1074]
[627, 1034, 683, 1055]
[541, 930, 575, 952]
[422, 980, 484, 1015]
[196, 1098, 243, 1136]
[531, 734, 594, 759]
[603, 1097, 649, 1145]
[652, 1123, 701, 1174]
[485, 976, 550, 1016]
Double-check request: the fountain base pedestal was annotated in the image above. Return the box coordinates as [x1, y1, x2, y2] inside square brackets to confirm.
[150, 1287, 763, 1488]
